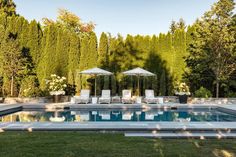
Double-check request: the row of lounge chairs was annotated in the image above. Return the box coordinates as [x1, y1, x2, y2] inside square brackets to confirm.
[71, 89, 163, 104]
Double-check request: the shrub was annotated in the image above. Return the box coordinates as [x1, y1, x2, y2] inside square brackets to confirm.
[226, 91, 236, 98]
[19, 76, 40, 97]
[46, 74, 67, 95]
[194, 87, 212, 98]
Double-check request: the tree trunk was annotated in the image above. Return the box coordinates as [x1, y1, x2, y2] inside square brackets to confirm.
[216, 80, 219, 98]
[11, 75, 14, 97]
[2, 84, 4, 97]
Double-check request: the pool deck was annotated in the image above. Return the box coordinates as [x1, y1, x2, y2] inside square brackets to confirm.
[21, 102, 220, 110]
[0, 102, 236, 138]
[1, 121, 236, 131]
[125, 132, 236, 139]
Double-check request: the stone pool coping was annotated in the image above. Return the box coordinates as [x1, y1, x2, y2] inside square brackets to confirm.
[1, 121, 236, 131]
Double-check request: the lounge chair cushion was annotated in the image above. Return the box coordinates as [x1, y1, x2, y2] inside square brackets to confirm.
[74, 90, 91, 104]
[144, 90, 159, 104]
[99, 90, 111, 104]
[122, 90, 133, 104]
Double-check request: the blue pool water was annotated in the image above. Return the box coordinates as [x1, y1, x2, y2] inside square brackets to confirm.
[0, 109, 236, 122]
[0, 108, 236, 122]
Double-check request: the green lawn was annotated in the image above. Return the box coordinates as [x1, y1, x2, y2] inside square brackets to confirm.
[0, 132, 235, 157]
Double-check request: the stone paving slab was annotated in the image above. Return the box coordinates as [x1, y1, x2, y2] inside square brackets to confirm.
[0, 104, 22, 116]
[217, 105, 236, 115]
[125, 132, 236, 138]
[0, 104, 22, 112]
[1, 122, 236, 131]
[219, 105, 236, 110]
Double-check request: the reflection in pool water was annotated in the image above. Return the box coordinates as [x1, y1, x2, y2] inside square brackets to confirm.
[0, 108, 236, 122]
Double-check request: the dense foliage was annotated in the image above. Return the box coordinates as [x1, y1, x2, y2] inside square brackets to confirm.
[194, 87, 213, 98]
[0, 0, 235, 97]
[185, 0, 236, 97]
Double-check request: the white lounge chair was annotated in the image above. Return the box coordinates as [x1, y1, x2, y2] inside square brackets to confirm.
[99, 90, 111, 104]
[122, 90, 133, 104]
[144, 90, 159, 104]
[75, 89, 90, 104]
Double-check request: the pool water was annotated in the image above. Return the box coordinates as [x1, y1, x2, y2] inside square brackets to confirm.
[1, 108, 236, 122]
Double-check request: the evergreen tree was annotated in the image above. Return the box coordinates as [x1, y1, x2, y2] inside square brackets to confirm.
[87, 32, 98, 68]
[55, 27, 70, 76]
[186, 25, 195, 47]
[98, 32, 109, 67]
[19, 18, 29, 46]
[6, 15, 16, 33]
[0, 0, 16, 16]
[87, 32, 98, 94]
[98, 32, 109, 91]
[27, 20, 42, 66]
[37, 25, 57, 90]
[15, 16, 24, 34]
[0, 37, 26, 96]
[172, 28, 187, 81]
[109, 35, 126, 94]
[79, 34, 89, 71]
[78, 34, 90, 90]
[0, 13, 7, 28]
[170, 20, 177, 34]
[177, 18, 186, 30]
[68, 33, 80, 85]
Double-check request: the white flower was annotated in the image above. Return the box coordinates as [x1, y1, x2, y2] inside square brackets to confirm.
[48, 74, 67, 93]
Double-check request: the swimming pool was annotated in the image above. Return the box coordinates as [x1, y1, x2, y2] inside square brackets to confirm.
[1, 108, 236, 122]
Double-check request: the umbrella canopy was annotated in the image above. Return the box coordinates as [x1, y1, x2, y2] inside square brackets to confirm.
[80, 67, 113, 75]
[79, 67, 113, 97]
[122, 67, 155, 76]
[122, 67, 155, 96]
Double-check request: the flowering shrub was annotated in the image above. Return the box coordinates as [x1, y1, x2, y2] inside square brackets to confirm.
[175, 82, 191, 95]
[47, 74, 67, 95]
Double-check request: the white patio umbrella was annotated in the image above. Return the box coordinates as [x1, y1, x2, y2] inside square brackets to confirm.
[80, 67, 113, 97]
[122, 67, 155, 96]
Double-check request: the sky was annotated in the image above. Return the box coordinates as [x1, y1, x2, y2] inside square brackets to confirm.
[14, 0, 219, 37]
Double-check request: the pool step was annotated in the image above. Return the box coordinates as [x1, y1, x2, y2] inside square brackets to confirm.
[125, 132, 236, 139]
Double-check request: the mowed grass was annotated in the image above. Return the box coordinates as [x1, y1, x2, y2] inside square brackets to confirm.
[0, 132, 235, 157]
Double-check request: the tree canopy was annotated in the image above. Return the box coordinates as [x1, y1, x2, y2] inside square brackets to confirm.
[185, 0, 236, 97]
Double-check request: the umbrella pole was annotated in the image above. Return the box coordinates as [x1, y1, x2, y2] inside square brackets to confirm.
[95, 75, 97, 97]
[138, 75, 140, 96]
